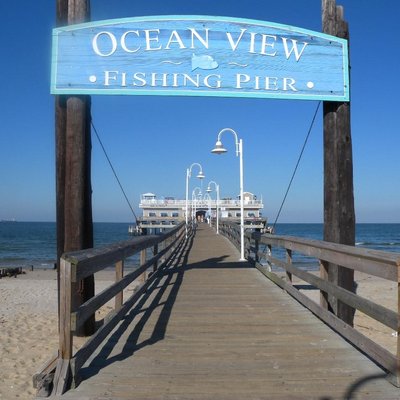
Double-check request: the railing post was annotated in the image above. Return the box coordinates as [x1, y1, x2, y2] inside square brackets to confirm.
[252, 231, 261, 266]
[167, 232, 173, 259]
[387, 261, 400, 387]
[266, 244, 272, 272]
[140, 249, 147, 282]
[235, 225, 238, 250]
[396, 266, 400, 385]
[320, 260, 329, 310]
[59, 258, 73, 360]
[254, 233, 259, 265]
[246, 234, 251, 260]
[53, 257, 73, 395]
[286, 249, 293, 284]
[162, 236, 168, 263]
[115, 260, 124, 311]
[153, 244, 158, 273]
[234, 224, 239, 250]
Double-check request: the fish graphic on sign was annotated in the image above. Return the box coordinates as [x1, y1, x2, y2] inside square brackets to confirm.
[191, 54, 219, 71]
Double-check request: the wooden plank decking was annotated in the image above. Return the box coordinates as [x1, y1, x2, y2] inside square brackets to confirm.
[58, 224, 399, 399]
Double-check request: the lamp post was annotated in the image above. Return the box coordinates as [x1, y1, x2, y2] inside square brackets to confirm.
[186, 163, 205, 238]
[206, 181, 220, 234]
[211, 128, 245, 261]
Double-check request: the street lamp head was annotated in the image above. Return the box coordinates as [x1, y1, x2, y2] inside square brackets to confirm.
[196, 171, 205, 179]
[211, 140, 227, 155]
[206, 186, 211, 193]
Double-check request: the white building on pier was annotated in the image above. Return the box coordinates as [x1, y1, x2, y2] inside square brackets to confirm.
[131, 192, 266, 234]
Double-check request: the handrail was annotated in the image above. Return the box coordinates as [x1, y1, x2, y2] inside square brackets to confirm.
[48, 222, 190, 396]
[256, 233, 399, 280]
[219, 220, 252, 255]
[244, 229, 400, 386]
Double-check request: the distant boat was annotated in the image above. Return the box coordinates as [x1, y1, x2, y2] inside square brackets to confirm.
[0, 219, 17, 223]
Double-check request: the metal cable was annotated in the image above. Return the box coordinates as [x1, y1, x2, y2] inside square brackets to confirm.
[272, 101, 321, 231]
[91, 120, 138, 225]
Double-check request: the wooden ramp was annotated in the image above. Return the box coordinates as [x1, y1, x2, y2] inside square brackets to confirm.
[58, 224, 399, 399]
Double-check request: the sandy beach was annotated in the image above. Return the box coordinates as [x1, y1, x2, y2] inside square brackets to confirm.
[299, 271, 398, 353]
[0, 269, 117, 400]
[0, 268, 397, 400]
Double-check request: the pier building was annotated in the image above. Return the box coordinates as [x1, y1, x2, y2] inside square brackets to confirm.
[130, 192, 267, 234]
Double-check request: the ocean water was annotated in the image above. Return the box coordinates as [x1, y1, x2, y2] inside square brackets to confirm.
[268, 223, 400, 270]
[0, 222, 399, 270]
[272, 223, 400, 253]
[0, 222, 134, 269]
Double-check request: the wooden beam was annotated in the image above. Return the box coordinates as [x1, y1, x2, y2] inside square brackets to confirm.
[55, 0, 94, 336]
[52, 359, 71, 396]
[322, 0, 355, 326]
[55, 0, 68, 335]
[115, 260, 124, 311]
[257, 233, 398, 281]
[67, 0, 90, 23]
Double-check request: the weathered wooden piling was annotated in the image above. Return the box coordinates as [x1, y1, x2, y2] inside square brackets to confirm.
[322, 0, 356, 326]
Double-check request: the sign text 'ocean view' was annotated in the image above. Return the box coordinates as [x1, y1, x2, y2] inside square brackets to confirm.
[51, 16, 349, 101]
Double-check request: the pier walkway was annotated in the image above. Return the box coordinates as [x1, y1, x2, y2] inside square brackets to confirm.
[57, 224, 399, 399]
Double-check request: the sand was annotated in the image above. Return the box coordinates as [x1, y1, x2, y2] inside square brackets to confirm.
[0, 269, 117, 400]
[296, 271, 398, 353]
[0, 269, 397, 399]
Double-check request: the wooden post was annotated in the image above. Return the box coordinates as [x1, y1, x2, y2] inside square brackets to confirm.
[115, 260, 124, 311]
[253, 232, 260, 266]
[322, 0, 356, 326]
[153, 244, 158, 273]
[56, 0, 95, 336]
[55, 0, 68, 329]
[319, 260, 329, 309]
[267, 244, 272, 272]
[52, 258, 73, 395]
[140, 249, 147, 282]
[55, 1, 67, 266]
[397, 268, 400, 385]
[396, 266, 400, 385]
[286, 249, 293, 284]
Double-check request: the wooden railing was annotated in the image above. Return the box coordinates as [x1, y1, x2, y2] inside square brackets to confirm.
[218, 220, 244, 252]
[218, 221, 400, 385]
[42, 222, 189, 396]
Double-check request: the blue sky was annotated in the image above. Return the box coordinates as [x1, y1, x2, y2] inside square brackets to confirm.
[0, 1, 398, 223]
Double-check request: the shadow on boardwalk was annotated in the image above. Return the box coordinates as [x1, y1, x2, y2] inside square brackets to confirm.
[80, 230, 194, 380]
[65, 224, 398, 400]
[80, 226, 249, 382]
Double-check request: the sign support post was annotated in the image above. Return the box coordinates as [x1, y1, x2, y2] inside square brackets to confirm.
[321, 0, 356, 326]
[56, 0, 95, 337]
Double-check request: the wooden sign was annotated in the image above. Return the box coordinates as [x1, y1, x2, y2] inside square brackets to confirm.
[51, 16, 349, 101]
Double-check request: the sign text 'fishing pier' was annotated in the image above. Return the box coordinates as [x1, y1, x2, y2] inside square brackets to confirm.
[51, 16, 349, 101]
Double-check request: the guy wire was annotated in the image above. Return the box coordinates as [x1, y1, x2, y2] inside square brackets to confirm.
[272, 100, 321, 231]
[91, 120, 139, 225]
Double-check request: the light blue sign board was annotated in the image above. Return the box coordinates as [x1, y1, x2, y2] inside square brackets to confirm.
[51, 16, 349, 101]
